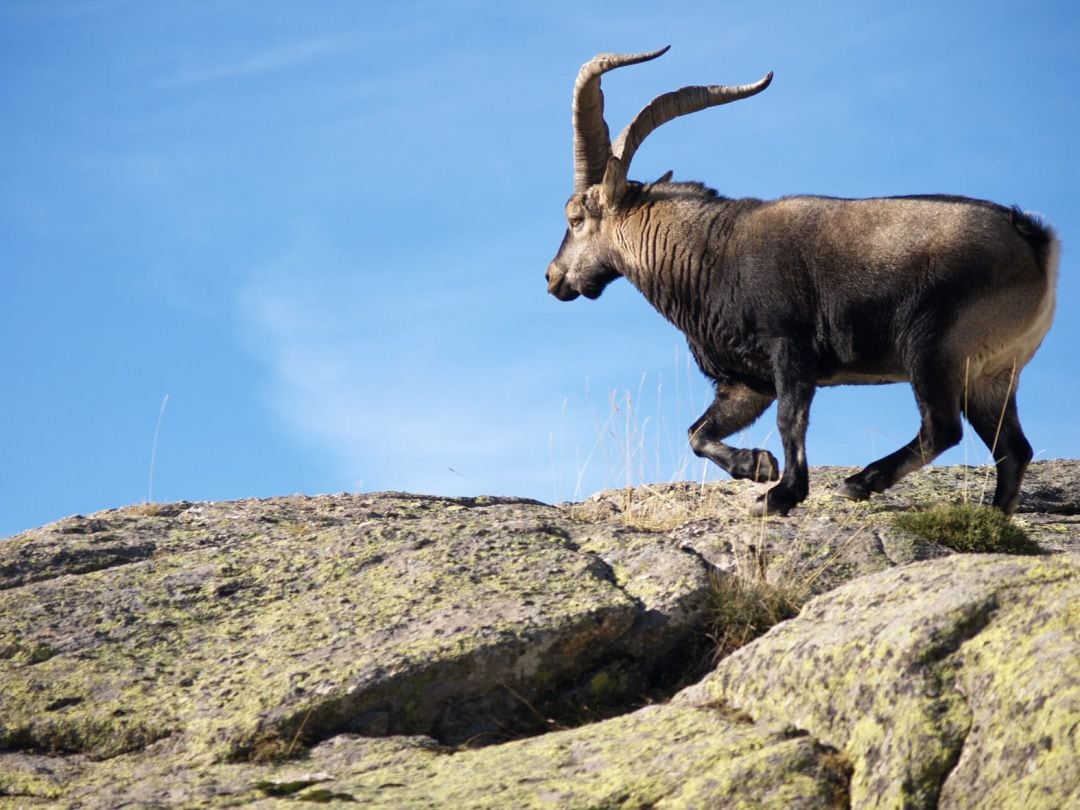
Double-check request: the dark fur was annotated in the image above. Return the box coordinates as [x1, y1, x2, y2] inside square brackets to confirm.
[548, 177, 1057, 515]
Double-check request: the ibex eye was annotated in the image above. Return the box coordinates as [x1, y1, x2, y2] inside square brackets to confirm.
[570, 217, 584, 231]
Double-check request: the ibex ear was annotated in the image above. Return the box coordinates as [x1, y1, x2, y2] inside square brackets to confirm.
[601, 156, 628, 208]
[655, 170, 673, 184]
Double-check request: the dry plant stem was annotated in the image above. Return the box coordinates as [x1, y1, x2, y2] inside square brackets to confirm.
[963, 357, 972, 503]
[286, 707, 314, 757]
[147, 393, 170, 503]
[498, 680, 561, 732]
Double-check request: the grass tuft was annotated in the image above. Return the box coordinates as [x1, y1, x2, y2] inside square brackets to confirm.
[707, 572, 805, 661]
[125, 502, 167, 517]
[892, 502, 1041, 555]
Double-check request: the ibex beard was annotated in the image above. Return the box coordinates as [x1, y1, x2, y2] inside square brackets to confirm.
[547, 47, 1058, 517]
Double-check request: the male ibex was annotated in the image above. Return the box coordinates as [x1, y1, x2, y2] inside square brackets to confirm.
[547, 47, 1058, 516]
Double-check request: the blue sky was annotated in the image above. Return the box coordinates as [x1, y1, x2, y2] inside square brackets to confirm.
[2, 1, 1078, 537]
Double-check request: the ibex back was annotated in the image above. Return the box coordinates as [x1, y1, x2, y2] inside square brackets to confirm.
[546, 47, 1058, 516]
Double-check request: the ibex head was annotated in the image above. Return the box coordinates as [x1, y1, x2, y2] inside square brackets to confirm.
[546, 47, 772, 301]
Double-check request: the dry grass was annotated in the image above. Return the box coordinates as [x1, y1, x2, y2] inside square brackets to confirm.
[124, 502, 168, 517]
[707, 570, 805, 661]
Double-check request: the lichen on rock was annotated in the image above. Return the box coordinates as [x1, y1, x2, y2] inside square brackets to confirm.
[0, 492, 714, 765]
[680, 553, 1080, 808]
[1, 461, 1078, 808]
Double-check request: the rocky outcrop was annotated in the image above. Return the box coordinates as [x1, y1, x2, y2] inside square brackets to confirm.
[1, 461, 1077, 808]
[2, 705, 852, 808]
[678, 554, 1080, 808]
[0, 494, 714, 763]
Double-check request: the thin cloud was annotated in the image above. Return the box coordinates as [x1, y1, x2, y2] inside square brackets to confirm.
[235, 229, 559, 498]
[159, 37, 347, 88]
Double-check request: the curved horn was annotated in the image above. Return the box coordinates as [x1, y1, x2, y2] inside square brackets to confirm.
[573, 46, 671, 192]
[612, 72, 773, 172]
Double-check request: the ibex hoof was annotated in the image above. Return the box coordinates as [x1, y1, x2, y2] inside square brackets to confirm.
[835, 480, 871, 502]
[731, 450, 781, 483]
[749, 487, 795, 518]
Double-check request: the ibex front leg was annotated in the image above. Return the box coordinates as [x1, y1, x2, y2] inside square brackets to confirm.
[750, 344, 816, 517]
[689, 381, 778, 483]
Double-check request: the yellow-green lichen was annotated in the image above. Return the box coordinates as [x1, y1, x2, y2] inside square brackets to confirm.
[693, 555, 1080, 808]
[0, 703, 851, 807]
[1, 495, 646, 763]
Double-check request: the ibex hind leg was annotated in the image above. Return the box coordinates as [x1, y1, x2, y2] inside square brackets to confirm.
[838, 363, 964, 502]
[689, 382, 778, 483]
[963, 372, 1032, 514]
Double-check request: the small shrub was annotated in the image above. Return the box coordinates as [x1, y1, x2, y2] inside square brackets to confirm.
[708, 573, 804, 661]
[247, 733, 291, 763]
[892, 503, 1041, 555]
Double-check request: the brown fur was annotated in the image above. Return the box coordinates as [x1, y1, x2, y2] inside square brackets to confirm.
[548, 51, 1058, 515]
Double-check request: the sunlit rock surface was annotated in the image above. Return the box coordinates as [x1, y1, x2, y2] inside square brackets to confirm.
[1, 461, 1077, 808]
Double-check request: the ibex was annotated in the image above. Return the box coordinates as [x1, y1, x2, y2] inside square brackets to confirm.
[546, 47, 1058, 516]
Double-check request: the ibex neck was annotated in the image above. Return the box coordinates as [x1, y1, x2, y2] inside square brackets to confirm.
[615, 187, 750, 331]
